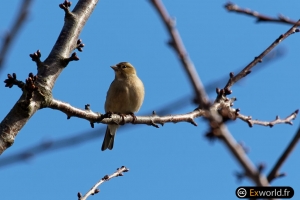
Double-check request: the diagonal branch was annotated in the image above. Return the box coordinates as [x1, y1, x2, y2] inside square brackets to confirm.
[0, 0, 99, 155]
[218, 125, 270, 186]
[225, 2, 298, 26]
[149, 0, 208, 106]
[205, 47, 286, 93]
[222, 20, 300, 92]
[0, 0, 33, 74]
[79, 166, 129, 200]
[0, 127, 102, 168]
[267, 126, 300, 182]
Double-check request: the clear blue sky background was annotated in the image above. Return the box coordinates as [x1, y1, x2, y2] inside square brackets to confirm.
[1, 0, 300, 199]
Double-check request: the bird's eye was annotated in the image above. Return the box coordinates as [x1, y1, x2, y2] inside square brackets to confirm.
[122, 65, 127, 68]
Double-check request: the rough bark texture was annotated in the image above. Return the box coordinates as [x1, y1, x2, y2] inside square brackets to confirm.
[0, 0, 99, 155]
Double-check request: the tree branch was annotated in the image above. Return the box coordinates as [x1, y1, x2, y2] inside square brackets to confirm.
[222, 20, 300, 92]
[0, 0, 99, 155]
[149, 1, 299, 191]
[225, 2, 298, 26]
[0, 95, 197, 168]
[78, 166, 129, 200]
[48, 98, 204, 127]
[267, 126, 300, 182]
[205, 47, 286, 93]
[1, 96, 296, 168]
[221, 106, 298, 128]
[0, 0, 33, 74]
[149, 0, 208, 106]
[50, 97, 298, 129]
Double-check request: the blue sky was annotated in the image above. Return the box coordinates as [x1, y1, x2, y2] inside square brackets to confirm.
[1, 0, 300, 199]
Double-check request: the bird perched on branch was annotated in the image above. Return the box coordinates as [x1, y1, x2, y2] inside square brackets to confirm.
[102, 62, 145, 151]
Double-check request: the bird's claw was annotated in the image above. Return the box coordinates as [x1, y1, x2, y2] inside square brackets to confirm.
[100, 111, 113, 121]
[129, 112, 137, 123]
[106, 111, 113, 118]
[118, 113, 126, 125]
[116, 113, 136, 125]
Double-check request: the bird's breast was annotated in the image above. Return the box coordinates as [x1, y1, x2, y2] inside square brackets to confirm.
[105, 76, 144, 114]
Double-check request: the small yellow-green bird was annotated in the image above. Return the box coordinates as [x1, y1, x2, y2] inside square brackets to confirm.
[101, 62, 145, 151]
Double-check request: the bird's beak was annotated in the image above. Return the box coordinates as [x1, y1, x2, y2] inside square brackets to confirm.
[110, 66, 118, 71]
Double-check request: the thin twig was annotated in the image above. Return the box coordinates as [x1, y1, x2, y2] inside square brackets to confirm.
[223, 20, 300, 91]
[267, 126, 300, 182]
[205, 48, 286, 93]
[79, 166, 129, 200]
[236, 109, 298, 128]
[225, 2, 298, 26]
[0, 0, 33, 74]
[149, 0, 208, 106]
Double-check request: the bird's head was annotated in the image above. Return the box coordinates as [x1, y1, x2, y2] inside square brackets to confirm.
[111, 62, 137, 79]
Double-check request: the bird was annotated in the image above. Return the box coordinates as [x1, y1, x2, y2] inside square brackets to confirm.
[101, 62, 145, 151]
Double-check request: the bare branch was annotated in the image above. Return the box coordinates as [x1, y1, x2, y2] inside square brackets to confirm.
[223, 107, 298, 128]
[50, 97, 298, 129]
[241, 110, 298, 128]
[0, 96, 196, 168]
[0, 0, 99, 155]
[0, 0, 33, 74]
[205, 48, 286, 93]
[48, 98, 204, 126]
[79, 166, 129, 200]
[225, 2, 298, 26]
[268, 126, 300, 182]
[222, 20, 300, 92]
[149, 0, 208, 106]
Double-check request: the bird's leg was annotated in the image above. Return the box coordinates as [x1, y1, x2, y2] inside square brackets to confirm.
[129, 112, 137, 123]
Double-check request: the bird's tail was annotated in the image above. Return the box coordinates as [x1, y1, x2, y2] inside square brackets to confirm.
[101, 125, 119, 151]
